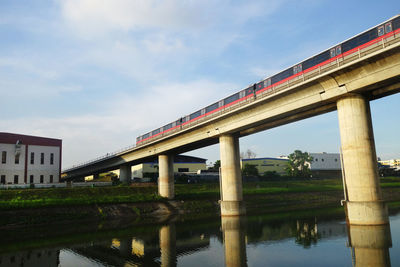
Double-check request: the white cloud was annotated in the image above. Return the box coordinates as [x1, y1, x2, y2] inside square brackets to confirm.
[60, 0, 284, 37]
[0, 79, 236, 168]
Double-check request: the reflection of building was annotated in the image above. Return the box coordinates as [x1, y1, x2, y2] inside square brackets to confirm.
[0, 132, 62, 186]
[309, 152, 341, 179]
[240, 157, 289, 175]
[132, 155, 207, 179]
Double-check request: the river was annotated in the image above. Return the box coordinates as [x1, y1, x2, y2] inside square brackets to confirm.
[1, 207, 398, 266]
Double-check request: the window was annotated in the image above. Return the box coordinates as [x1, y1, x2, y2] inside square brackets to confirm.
[1, 175, 5, 184]
[336, 45, 341, 55]
[50, 175, 53, 183]
[378, 25, 384, 36]
[330, 48, 336, 58]
[14, 175, 18, 184]
[315, 158, 318, 162]
[30, 175, 34, 184]
[293, 64, 302, 74]
[15, 154, 19, 164]
[30, 152, 34, 164]
[50, 153, 54, 165]
[385, 22, 392, 33]
[178, 168, 189, 172]
[322, 159, 324, 162]
[40, 175, 44, 183]
[1, 151, 6, 164]
[335, 159, 338, 162]
[41, 153, 44, 165]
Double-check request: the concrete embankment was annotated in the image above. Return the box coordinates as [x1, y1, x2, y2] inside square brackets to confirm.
[1, 179, 400, 228]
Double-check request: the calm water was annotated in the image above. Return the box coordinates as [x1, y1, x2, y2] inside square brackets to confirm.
[1, 208, 399, 267]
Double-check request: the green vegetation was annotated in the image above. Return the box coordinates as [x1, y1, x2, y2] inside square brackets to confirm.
[1, 177, 400, 209]
[286, 150, 313, 178]
[242, 163, 259, 177]
[0, 186, 160, 209]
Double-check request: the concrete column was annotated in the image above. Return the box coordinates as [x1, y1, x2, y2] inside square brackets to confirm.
[221, 216, 247, 267]
[119, 165, 131, 183]
[348, 224, 392, 267]
[219, 134, 245, 216]
[337, 93, 388, 225]
[159, 224, 177, 267]
[158, 154, 174, 199]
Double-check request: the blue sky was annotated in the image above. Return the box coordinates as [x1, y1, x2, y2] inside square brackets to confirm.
[0, 0, 399, 168]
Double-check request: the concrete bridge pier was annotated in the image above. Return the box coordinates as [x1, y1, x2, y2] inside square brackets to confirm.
[119, 164, 131, 183]
[219, 134, 246, 216]
[158, 154, 174, 199]
[337, 93, 388, 225]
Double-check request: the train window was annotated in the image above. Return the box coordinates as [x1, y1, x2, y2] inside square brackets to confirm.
[224, 92, 240, 105]
[378, 25, 384, 36]
[257, 82, 263, 91]
[293, 64, 302, 74]
[152, 129, 160, 136]
[190, 110, 202, 120]
[298, 64, 302, 72]
[219, 100, 224, 107]
[239, 90, 245, 98]
[264, 78, 271, 88]
[164, 123, 172, 130]
[206, 102, 219, 113]
[385, 22, 392, 33]
[336, 45, 341, 55]
[330, 48, 336, 58]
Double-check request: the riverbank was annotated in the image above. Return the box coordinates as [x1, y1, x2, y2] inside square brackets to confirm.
[1, 177, 400, 228]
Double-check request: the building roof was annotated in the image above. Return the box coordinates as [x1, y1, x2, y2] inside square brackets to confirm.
[0, 132, 62, 147]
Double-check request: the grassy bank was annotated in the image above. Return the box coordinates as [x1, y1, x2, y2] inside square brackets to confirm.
[0, 177, 399, 209]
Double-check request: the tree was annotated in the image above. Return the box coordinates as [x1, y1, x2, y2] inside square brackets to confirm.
[240, 149, 257, 159]
[286, 150, 313, 178]
[242, 164, 259, 177]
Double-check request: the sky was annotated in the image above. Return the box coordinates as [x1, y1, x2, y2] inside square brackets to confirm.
[0, 0, 399, 169]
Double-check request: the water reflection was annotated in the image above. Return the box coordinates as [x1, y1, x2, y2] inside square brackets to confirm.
[221, 216, 247, 267]
[0, 207, 398, 266]
[347, 224, 392, 267]
[0, 248, 59, 267]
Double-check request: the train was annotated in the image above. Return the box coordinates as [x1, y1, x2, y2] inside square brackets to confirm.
[136, 15, 400, 146]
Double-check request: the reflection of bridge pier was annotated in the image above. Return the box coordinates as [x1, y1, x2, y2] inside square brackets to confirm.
[348, 224, 392, 267]
[221, 216, 247, 267]
[159, 224, 177, 267]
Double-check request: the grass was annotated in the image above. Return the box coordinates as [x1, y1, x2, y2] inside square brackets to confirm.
[0, 177, 399, 209]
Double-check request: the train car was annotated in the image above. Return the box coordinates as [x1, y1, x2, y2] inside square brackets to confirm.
[136, 15, 400, 146]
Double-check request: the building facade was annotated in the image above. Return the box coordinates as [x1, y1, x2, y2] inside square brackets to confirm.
[309, 152, 341, 179]
[240, 157, 289, 175]
[0, 132, 62, 185]
[132, 155, 207, 179]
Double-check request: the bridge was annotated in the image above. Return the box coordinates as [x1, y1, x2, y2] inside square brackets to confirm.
[63, 28, 400, 225]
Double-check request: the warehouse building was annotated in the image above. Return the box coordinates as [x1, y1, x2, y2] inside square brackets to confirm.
[309, 152, 341, 179]
[0, 132, 62, 186]
[131, 155, 207, 179]
[240, 157, 289, 175]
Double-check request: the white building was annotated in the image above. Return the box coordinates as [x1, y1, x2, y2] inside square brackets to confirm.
[309, 152, 341, 179]
[0, 132, 62, 185]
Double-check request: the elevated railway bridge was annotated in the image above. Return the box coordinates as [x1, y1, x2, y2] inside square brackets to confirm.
[63, 21, 400, 225]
